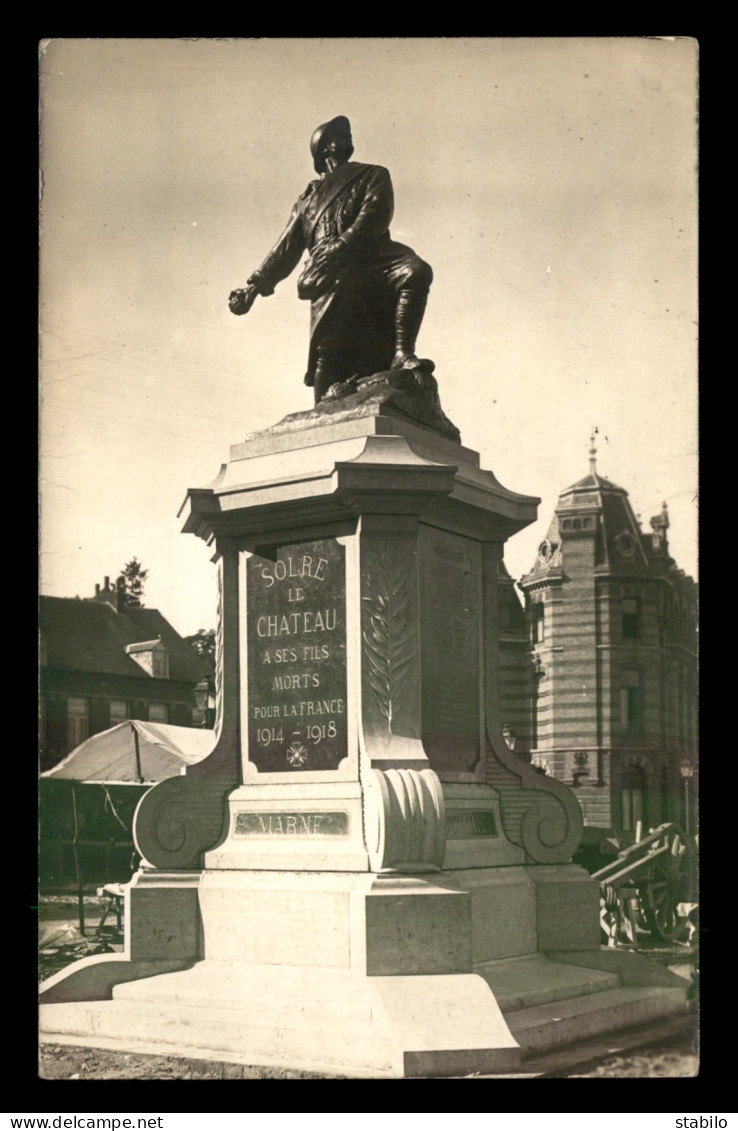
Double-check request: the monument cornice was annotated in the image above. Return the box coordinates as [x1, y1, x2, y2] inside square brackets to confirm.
[180, 419, 539, 545]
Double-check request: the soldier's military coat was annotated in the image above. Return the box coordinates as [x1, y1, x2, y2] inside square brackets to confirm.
[248, 161, 419, 384]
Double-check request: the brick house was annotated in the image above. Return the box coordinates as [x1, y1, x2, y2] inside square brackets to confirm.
[39, 577, 210, 772]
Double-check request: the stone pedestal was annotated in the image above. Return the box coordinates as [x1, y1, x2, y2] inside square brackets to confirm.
[40, 403, 688, 1076]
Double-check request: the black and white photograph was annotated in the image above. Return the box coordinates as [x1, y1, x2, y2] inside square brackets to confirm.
[38, 37, 699, 1082]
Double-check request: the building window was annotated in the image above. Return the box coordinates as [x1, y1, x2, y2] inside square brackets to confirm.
[109, 699, 129, 724]
[678, 672, 688, 747]
[686, 695, 695, 749]
[530, 676, 540, 751]
[620, 669, 642, 736]
[659, 765, 670, 824]
[531, 602, 545, 645]
[67, 697, 89, 749]
[152, 651, 169, 678]
[148, 702, 169, 723]
[622, 597, 640, 639]
[621, 787, 644, 832]
[621, 761, 646, 832]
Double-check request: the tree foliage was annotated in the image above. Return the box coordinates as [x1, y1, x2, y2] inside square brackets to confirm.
[185, 628, 216, 673]
[118, 557, 149, 608]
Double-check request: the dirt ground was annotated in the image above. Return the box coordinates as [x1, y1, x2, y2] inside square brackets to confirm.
[39, 1044, 337, 1080]
[39, 1030, 698, 1080]
[541, 1029, 699, 1078]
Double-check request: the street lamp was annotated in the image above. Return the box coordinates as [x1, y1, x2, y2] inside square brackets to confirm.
[502, 724, 517, 751]
[194, 679, 215, 728]
[679, 756, 696, 835]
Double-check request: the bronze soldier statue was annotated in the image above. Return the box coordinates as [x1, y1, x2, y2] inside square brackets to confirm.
[229, 116, 433, 404]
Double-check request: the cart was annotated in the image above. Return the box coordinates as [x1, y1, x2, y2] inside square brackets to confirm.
[591, 822, 696, 946]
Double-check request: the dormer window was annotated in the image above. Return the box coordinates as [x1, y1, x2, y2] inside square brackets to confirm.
[125, 638, 169, 678]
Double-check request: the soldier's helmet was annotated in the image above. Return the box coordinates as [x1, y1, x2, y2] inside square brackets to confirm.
[310, 115, 353, 174]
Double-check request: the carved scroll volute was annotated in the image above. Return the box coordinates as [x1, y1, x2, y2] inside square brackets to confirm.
[486, 728, 584, 864]
[520, 794, 583, 864]
[480, 542, 582, 864]
[363, 767, 445, 872]
[132, 541, 240, 870]
[359, 522, 429, 768]
[133, 776, 231, 870]
[188, 540, 240, 781]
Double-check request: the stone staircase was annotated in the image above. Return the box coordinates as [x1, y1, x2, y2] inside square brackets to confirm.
[477, 951, 689, 1063]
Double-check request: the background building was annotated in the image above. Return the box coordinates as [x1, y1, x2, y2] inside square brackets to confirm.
[39, 577, 210, 772]
[513, 442, 698, 850]
[496, 560, 534, 761]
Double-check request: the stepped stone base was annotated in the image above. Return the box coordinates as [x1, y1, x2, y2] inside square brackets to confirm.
[40, 963, 520, 1078]
[40, 951, 689, 1077]
[40, 865, 690, 1078]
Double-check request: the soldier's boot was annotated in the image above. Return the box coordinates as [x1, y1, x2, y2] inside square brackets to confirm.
[313, 344, 350, 404]
[390, 288, 428, 370]
[313, 357, 336, 404]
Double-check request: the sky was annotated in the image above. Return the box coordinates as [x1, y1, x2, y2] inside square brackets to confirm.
[39, 37, 698, 638]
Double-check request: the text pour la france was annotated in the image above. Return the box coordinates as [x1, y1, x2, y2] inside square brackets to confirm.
[253, 699, 345, 719]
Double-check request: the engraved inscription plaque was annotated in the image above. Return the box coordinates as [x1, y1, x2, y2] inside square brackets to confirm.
[247, 539, 348, 772]
[234, 811, 350, 837]
[420, 530, 482, 775]
[446, 811, 497, 840]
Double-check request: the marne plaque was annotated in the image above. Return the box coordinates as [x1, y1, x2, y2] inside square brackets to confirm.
[246, 538, 348, 772]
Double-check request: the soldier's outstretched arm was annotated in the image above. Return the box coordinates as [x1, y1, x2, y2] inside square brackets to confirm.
[228, 284, 259, 315]
[228, 188, 311, 314]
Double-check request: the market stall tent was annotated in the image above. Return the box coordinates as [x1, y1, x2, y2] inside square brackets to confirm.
[40, 722, 214, 897]
[42, 720, 214, 784]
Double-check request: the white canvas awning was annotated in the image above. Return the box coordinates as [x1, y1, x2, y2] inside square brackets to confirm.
[41, 720, 214, 784]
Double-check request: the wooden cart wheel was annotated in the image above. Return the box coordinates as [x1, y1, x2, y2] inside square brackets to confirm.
[640, 825, 694, 942]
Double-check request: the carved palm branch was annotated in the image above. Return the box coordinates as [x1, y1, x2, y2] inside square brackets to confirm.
[362, 544, 416, 733]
